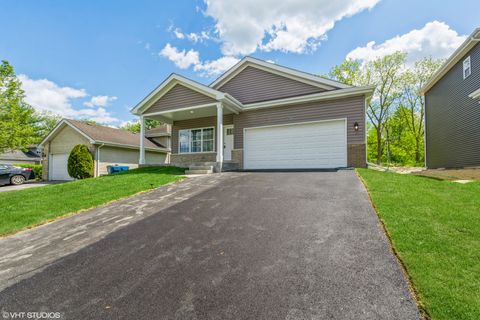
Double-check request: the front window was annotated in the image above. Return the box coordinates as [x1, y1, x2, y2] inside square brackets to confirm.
[179, 127, 215, 153]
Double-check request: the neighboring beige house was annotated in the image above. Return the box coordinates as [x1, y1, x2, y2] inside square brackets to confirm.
[39, 119, 169, 180]
[132, 57, 373, 172]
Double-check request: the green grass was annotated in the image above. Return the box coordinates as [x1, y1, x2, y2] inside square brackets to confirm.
[0, 166, 185, 236]
[357, 169, 480, 320]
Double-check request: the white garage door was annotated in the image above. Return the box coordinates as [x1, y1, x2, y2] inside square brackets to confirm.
[50, 154, 74, 180]
[244, 120, 347, 169]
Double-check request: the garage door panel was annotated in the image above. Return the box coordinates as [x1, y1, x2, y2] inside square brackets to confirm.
[244, 120, 347, 169]
[51, 154, 74, 180]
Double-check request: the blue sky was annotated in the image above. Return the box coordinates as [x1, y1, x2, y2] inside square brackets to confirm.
[1, 0, 479, 125]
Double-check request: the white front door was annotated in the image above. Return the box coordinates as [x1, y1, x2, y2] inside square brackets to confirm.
[223, 125, 234, 161]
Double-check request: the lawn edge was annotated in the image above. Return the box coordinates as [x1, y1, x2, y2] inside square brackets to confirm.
[0, 175, 186, 238]
[355, 169, 430, 320]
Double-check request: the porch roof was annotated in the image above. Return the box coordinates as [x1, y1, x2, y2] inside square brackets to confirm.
[131, 74, 243, 122]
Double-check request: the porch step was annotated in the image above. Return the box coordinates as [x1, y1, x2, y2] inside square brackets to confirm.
[185, 169, 213, 175]
[185, 165, 214, 175]
[188, 165, 214, 170]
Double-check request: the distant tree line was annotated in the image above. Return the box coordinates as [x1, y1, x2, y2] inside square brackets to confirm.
[328, 52, 443, 166]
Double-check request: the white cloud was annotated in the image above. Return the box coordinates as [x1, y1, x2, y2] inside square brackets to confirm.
[346, 21, 467, 65]
[18, 74, 119, 124]
[186, 31, 211, 43]
[159, 43, 200, 69]
[173, 28, 185, 39]
[160, 44, 238, 77]
[84, 95, 118, 108]
[194, 56, 240, 77]
[171, 26, 213, 44]
[18, 75, 87, 114]
[204, 0, 380, 55]
[75, 107, 119, 124]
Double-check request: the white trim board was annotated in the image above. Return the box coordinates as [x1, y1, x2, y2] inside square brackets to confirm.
[242, 86, 374, 111]
[469, 88, 480, 99]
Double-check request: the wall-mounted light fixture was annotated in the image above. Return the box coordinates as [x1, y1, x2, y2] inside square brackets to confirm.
[353, 122, 359, 131]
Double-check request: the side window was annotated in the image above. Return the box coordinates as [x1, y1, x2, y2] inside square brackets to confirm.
[463, 56, 471, 79]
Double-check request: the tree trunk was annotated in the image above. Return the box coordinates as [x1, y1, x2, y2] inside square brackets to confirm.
[376, 127, 382, 164]
[414, 136, 420, 163]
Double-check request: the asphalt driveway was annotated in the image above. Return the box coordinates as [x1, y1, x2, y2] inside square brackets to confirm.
[0, 171, 419, 319]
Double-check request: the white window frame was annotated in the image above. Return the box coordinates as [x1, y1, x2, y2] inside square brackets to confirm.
[178, 127, 215, 154]
[463, 56, 471, 79]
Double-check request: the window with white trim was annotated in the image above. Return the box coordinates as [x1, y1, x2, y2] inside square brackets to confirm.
[463, 56, 471, 79]
[179, 127, 214, 153]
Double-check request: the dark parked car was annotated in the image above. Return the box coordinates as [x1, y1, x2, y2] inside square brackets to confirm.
[0, 164, 34, 186]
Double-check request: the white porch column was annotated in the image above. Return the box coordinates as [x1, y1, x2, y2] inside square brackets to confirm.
[216, 103, 223, 164]
[139, 115, 146, 165]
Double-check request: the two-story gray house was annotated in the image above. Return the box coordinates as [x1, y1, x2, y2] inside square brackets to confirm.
[422, 27, 480, 168]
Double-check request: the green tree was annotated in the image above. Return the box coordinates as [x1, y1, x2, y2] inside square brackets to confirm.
[328, 59, 361, 86]
[33, 111, 62, 142]
[0, 60, 38, 153]
[397, 58, 443, 163]
[120, 119, 161, 133]
[329, 52, 407, 164]
[67, 144, 94, 179]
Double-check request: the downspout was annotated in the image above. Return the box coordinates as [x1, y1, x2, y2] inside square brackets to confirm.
[96, 143, 105, 177]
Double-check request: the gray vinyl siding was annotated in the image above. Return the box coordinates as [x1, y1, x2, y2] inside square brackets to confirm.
[171, 115, 234, 153]
[425, 42, 480, 168]
[217, 66, 326, 104]
[146, 84, 216, 114]
[233, 96, 366, 149]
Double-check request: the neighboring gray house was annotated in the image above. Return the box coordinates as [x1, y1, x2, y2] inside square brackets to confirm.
[422, 28, 480, 168]
[39, 119, 169, 180]
[0, 146, 41, 165]
[132, 57, 373, 171]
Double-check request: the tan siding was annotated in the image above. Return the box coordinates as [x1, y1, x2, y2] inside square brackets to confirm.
[217, 66, 326, 104]
[146, 84, 216, 114]
[98, 146, 167, 176]
[233, 96, 366, 149]
[171, 114, 234, 153]
[50, 125, 90, 154]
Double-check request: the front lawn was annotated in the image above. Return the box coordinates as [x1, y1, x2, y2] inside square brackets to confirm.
[0, 166, 185, 236]
[357, 169, 480, 320]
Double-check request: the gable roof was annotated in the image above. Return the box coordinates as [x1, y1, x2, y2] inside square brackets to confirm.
[422, 27, 480, 94]
[131, 73, 243, 115]
[39, 119, 167, 152]
[0, 149, 41, 161]
[210, 56, 351, 91]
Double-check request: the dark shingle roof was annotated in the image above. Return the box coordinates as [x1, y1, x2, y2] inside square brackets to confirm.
[145, 124, 171, 137]
[0, 149, 41, 161]
[67, 120, 163, 150]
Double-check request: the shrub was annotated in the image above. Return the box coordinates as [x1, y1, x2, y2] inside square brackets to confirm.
[67, 144, 94, 179]
[14, 164, 42, 180]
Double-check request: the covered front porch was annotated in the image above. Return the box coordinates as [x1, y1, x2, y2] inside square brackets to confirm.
[131, 74, 243, 172]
